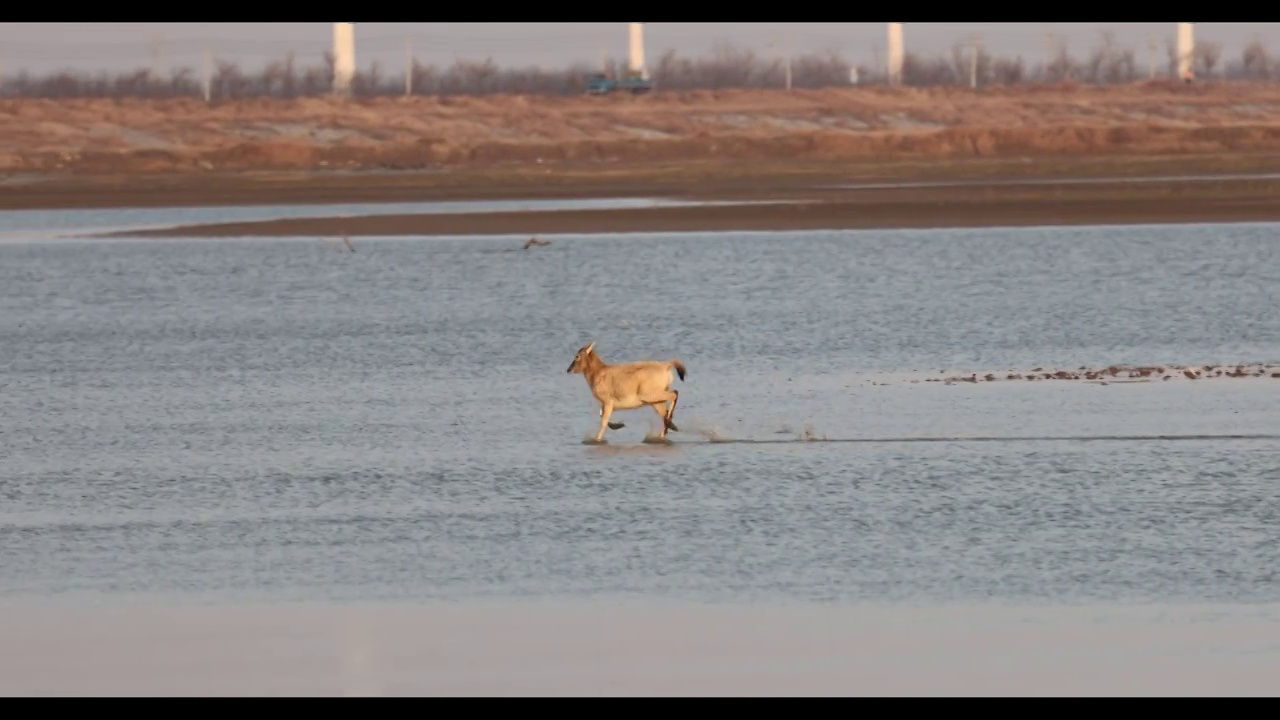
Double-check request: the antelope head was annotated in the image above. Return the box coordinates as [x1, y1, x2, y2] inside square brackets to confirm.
[566, 341, 596, 373]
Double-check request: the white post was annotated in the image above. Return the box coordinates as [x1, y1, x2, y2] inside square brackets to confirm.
[770, 39, 791, 91]
[1176, 22, 1194, 81]
[628, 22, 647, 79]
[969, 34, 981, 89]
[887, 23, 904, 86]
[333, 22, 356, 96]
[149, 34, 168, 85]
[202, 48, 212, 102]
[1147, 34, 1157, 78]
[404, 38, 413, 96]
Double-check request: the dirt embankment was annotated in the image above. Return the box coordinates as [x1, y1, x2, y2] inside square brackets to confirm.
[7, 81, 1280, 177]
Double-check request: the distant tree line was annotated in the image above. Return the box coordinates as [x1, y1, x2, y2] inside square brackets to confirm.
[0, 36, 1275, 100]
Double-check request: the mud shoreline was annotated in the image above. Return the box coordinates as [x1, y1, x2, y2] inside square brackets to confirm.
[5, 152, 1280, 238]
[89, 168, 1280, 238]
[7, 152, 1280, 212]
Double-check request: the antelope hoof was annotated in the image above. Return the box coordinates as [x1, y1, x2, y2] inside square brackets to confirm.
[664, 418, 680, 432]
[607, 422, 626, 430]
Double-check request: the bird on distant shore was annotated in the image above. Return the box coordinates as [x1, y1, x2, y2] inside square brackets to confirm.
[523, 237, 551, 250]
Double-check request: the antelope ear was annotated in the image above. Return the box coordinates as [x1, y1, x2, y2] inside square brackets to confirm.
[584, 341, 595, 354]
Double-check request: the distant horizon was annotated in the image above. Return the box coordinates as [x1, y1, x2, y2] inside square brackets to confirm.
[2, 23, 1278, 77]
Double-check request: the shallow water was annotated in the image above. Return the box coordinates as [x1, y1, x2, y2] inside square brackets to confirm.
[0, 196, 764, 241]
[2, 221, 1279, 606]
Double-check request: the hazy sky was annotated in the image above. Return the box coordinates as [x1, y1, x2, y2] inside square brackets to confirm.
[2, 23, 1277, 76]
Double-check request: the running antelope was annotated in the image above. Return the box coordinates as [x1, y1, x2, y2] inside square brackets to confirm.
[566, 341, 687, 442]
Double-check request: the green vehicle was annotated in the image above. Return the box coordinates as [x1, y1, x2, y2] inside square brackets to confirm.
[585, 70, 653, 95]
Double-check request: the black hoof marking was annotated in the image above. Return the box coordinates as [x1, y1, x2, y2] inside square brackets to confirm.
[608, 422, 626, 430]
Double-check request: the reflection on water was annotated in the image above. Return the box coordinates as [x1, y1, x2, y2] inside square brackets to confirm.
[0, 196, 784, 241]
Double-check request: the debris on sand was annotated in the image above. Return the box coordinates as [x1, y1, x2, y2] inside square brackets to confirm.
[522, 237, 551, 249]
[921, 362, 1280, 385]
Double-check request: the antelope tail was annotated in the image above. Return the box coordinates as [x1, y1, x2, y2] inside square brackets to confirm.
[670, 359, 687, 382]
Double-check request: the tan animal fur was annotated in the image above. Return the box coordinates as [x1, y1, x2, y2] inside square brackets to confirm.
[566, 341, 687, 442]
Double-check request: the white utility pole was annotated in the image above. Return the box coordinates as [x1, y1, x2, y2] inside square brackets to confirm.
[149, 34, 167, 83]
[969, 34, 982, 89]
[333, 22, 356, 96]
[887, 23, 904, 86]
[202, 48, 212, 102]
[628, 22, 648, 79]
[404, 38, 413, 96]
[1176, 22, 1194, 81]
[771, 39, 793, 91]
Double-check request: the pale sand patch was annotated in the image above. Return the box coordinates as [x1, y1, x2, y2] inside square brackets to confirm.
[1, 599, 1277, 696]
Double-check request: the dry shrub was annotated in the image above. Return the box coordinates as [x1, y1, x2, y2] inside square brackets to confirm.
[29, 119, 1280, 175]
[202, 140, 317, 169]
